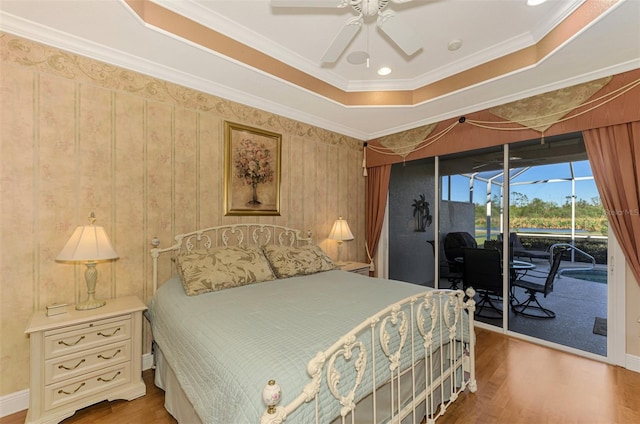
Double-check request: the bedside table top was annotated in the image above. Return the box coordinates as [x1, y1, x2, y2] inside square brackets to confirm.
[26, 295, 147, 334]
[340, 261, 370, 272]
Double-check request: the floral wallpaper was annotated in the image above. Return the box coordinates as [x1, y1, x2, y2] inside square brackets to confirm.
[0, 32, 365, 396]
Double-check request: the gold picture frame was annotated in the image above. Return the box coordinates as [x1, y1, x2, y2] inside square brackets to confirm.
[224, 121, 282, 216]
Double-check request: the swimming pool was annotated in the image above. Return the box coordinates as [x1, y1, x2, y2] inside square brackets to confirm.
[560, 269, 607, 284]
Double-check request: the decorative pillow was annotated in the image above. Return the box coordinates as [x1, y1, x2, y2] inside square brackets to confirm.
[175, 245, 276, 296]
[262, 244, 338, 279]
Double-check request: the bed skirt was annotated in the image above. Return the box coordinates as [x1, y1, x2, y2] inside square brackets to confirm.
[154, 343, 457, 424]
[154, 345, 204, 424]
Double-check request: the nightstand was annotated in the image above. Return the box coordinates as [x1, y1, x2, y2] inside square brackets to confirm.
[24, 296, 147, 424]
[340, 261, 370, 276]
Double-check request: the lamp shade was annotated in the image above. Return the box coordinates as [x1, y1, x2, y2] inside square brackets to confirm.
[328, 217, 354, 242]
[56, 224, 119, 262]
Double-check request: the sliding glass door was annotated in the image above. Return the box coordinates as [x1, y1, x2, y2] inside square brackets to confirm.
[507, 136, 608, 356]
[438, 146, 504, 328]
[386, 134, 609, 357]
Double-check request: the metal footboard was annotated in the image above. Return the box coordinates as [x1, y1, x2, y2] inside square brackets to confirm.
[261, 288, 477, 424]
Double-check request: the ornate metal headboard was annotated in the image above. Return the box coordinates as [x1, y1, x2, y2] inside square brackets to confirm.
[150, 224, 313, 293]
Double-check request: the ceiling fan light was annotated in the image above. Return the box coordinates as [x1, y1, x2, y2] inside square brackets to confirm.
[347, 51, 370, 65]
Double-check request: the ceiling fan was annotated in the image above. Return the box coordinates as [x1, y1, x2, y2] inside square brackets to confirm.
[271, 0, 422, 63]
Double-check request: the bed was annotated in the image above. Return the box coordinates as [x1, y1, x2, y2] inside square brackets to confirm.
[147, 224, 476, 424]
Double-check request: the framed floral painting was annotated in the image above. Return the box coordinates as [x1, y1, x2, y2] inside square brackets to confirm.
[224, 121, 282, 216]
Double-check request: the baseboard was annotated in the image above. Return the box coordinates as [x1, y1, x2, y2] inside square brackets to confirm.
[0, 388, 29, 418]
[626, 353, 640, 373]
[0, 353, 155, 418]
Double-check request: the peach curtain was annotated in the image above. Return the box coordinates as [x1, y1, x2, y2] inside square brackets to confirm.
[583, 122, 640, 286]
[365, 164, 391, 273]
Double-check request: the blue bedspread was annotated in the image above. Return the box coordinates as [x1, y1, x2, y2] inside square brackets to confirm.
[147, 270, 440, 423]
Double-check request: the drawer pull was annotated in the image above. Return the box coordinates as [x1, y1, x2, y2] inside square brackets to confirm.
[58, 359, 86, 370]
[97, 327, 121, 338]
[97, 371, 121, 383]
[58, 336, 85, 347]
[58, 382, 85, 395]
[97, 349, 121, 360]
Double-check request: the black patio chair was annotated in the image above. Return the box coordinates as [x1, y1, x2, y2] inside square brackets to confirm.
[462, 247, 503, 318]
[443, 232, 477, 289]
[509, 232, 551, 263]
[483, 239, 501, 251]
[511, 248, 566, 319]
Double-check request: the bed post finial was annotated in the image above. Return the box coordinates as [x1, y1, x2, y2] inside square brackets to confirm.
[263, 380, 281, 414]
[261, 379, 287, 423]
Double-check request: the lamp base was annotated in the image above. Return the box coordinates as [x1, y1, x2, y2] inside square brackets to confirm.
[75, 298, 106, 310]
[335, 241, 344, 265]
[76, 261, 106, 310]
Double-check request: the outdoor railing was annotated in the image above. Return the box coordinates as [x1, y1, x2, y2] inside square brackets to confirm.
[516, 232, 607, 265]
[516, 232, 607, 241]
[549, 243, 597, 278]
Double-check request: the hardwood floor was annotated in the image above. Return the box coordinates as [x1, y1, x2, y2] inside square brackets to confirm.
[3, 329, 640, 423]
[445, 330, 640, 423]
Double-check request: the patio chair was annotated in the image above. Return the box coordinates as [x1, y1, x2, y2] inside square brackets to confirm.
[462, 247, 503, 318]
[485, 239, 515, 264]
[511, 248, 565, 319]
[509, 232, 551, 262]
[483, 239, 501, 251]
[444, 232, 477, 289]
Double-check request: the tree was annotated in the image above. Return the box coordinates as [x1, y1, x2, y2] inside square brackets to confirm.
[511, 191, 529, 207]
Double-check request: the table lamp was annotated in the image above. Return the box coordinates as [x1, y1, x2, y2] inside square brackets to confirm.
[328, 216, 354, 265]
[56, 213, 119, 310]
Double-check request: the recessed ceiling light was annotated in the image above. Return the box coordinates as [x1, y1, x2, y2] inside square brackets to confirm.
[526, 0, 547, 6]
[448, 39, 463, 51]
[347, 51, 370, 65]
[377, 67, 392, 76]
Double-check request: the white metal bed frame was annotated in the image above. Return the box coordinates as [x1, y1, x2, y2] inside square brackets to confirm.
[150, 223, 313, 292]
[149, 224, 477, 424]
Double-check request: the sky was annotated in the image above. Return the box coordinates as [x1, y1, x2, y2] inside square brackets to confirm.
[443, 160, 600, 206]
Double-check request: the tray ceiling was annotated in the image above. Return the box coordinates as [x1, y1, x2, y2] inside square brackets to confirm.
[1, 0, 639, 139]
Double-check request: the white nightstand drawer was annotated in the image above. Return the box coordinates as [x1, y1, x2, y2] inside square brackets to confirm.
[45, 362, 131, 411]
[44, 316, 131, 359]
[340, 261, 370, 276]
[45, 340, 131, 384]
[351, 267, 369, 276]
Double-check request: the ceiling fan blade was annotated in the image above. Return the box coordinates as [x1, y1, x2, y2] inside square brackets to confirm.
[377, 10, 421, 56]
[271, 0, 350, 8]
[321, 16, 363, 63]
